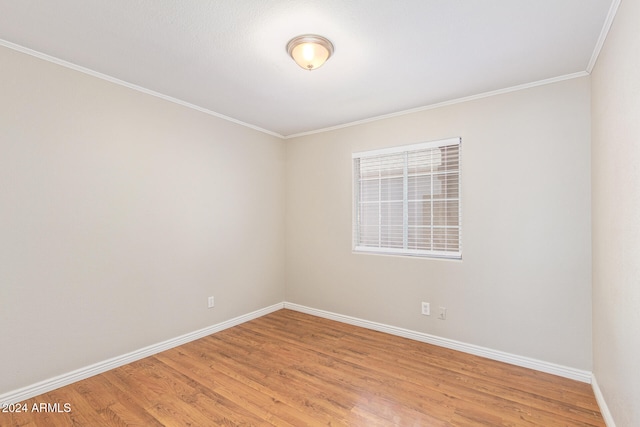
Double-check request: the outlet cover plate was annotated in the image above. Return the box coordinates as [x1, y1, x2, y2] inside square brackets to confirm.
[421, 302, 430, 316]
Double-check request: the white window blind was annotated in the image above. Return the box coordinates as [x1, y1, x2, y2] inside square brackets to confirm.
[352, 137, 461, 259]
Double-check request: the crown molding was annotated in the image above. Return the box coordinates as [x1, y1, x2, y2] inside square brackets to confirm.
[587, 0, 622, 73]
[284, 71, 589, 139]
[0, 38, 284, 139]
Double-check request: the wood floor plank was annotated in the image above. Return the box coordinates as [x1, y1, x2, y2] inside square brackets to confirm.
[0, 309, 605, 426]
[188, 338, 357, 425]
[237, 312, 603, 426]
[154, 349, 300, 427]
[274, 311, 603, 423]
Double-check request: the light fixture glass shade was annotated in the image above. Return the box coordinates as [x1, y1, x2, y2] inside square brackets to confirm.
[287, 35, 334, 70]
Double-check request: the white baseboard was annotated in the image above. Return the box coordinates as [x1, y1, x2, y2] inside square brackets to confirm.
[0, 303, 284, 406]
[591, 374, 617, 427]
[1, 301, 597, 407]
[284, 302, 593, 383]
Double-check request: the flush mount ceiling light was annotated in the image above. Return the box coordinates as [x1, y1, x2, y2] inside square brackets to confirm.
[286, 34, 334, 70]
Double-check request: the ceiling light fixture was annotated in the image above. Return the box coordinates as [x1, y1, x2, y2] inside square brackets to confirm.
[286, 34, 334, 70]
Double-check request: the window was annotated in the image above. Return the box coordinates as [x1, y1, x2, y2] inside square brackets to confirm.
[352, 137, 461, 259]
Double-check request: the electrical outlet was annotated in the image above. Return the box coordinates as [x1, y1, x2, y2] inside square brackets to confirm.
[208, 296, 215, 308]
[421, 302, 430, 316]
[438, 307, 447, 320]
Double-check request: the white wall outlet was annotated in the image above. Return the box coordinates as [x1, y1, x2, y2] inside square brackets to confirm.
[207, 296, 215, 308]
[421, 302, 430, 316]
[438, 307, 447, 320]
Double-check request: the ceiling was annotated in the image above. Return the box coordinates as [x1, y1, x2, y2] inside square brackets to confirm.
[0, 0, 615, 137]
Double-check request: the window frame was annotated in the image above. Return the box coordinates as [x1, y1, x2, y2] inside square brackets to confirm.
[352, 137, 462, 260]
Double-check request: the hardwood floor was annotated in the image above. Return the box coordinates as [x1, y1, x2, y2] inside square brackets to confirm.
[4, 309, 604, 426]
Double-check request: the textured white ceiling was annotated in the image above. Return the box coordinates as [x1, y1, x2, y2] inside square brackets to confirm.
[0, 0, 614, 137]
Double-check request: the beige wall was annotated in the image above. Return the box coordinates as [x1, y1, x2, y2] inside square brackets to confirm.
[0, 27, 605, 401]
[0, 45, 286, 394]
[591, 0, 640, 424]
[286, 77, 592, 370]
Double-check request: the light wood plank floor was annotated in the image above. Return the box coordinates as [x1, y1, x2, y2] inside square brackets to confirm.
[4, 309, 604, 426]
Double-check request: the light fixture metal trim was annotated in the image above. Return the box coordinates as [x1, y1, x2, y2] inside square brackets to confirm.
[286, 34, 334, 70]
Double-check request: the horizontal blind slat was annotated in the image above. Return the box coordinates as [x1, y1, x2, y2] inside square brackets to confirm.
[354, 137, 461, 258]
